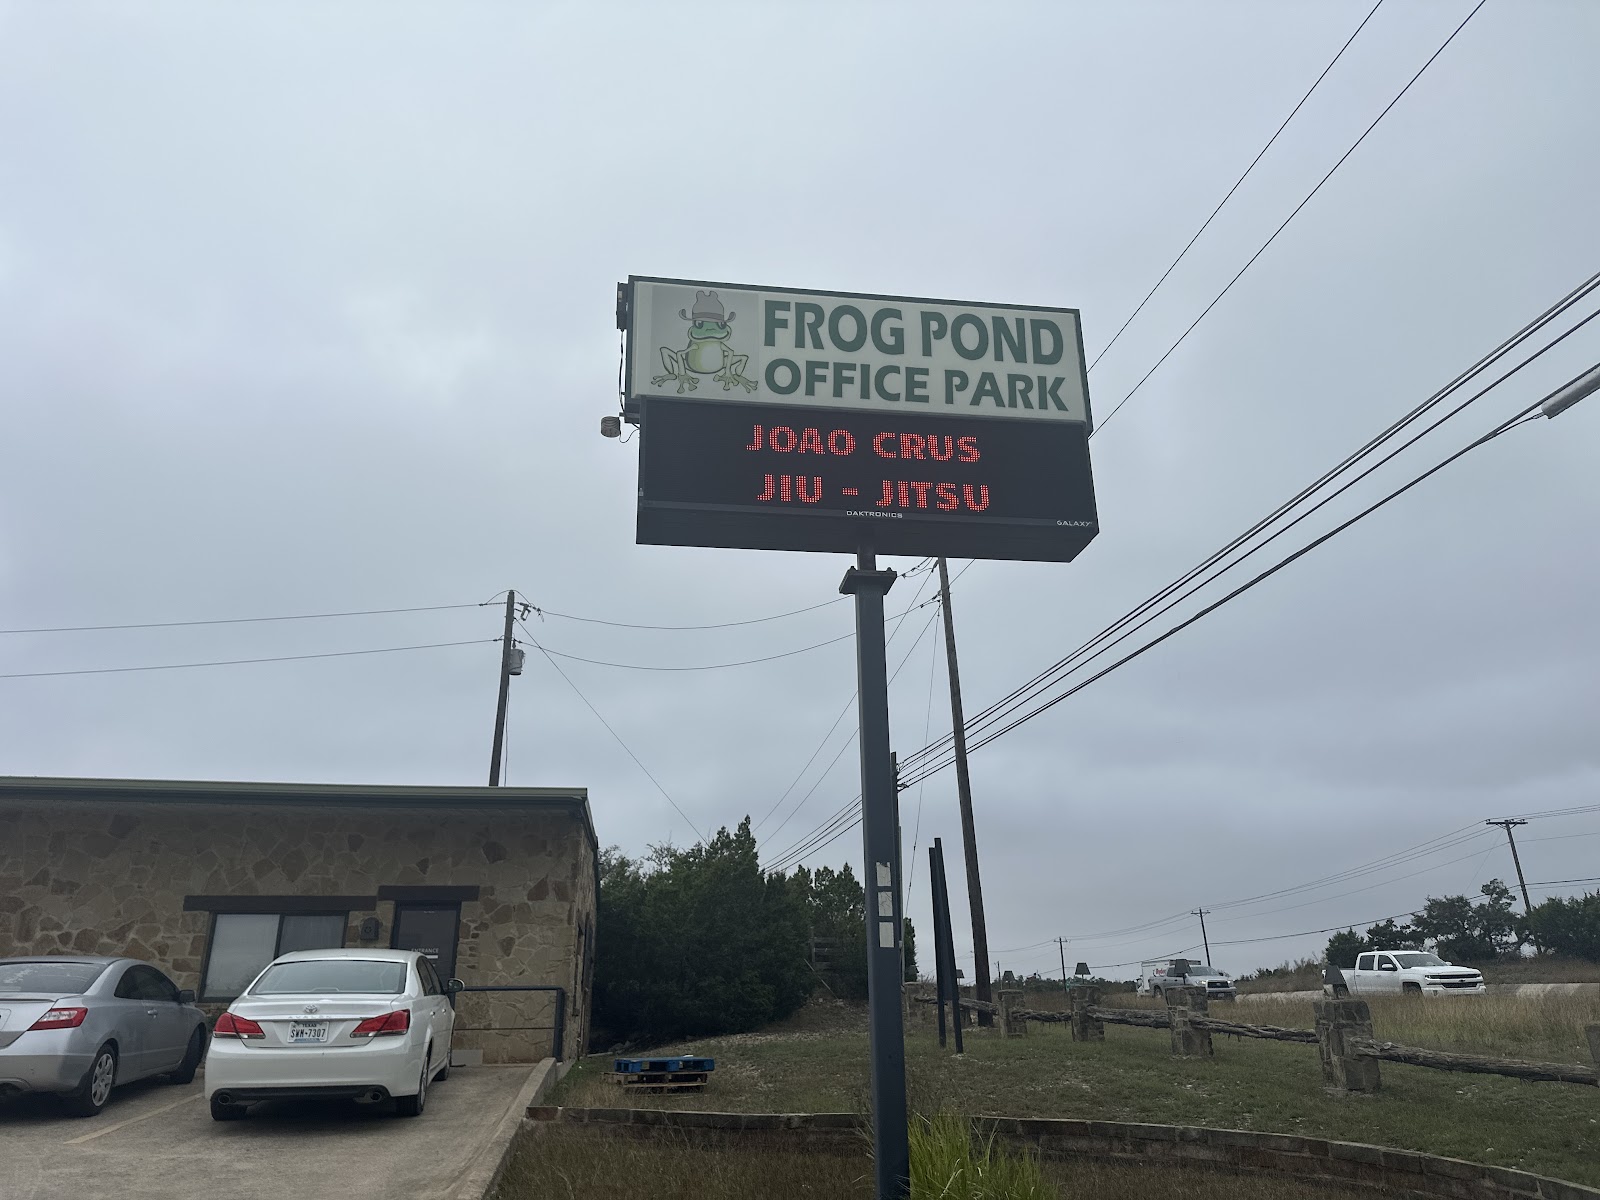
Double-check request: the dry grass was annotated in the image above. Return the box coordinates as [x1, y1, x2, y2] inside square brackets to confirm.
[549, 995, 1600, 1186]
[493, 1129, 1374, 1200]
[1224, 991, 1600, 1062]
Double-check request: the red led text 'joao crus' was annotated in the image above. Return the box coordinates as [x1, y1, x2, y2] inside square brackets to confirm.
[745, 422, 990, 513]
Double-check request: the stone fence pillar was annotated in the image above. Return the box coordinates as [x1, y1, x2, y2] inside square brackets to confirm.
[1070, 985, 1103, 1042]
[1167, 985, 1212, 1057]
[1586, 1024, 1600, 1066]
[997, 990, 1026, 1037]
[1314, 998, 1381, 1093]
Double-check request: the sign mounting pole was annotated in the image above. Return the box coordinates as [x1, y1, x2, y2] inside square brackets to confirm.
[841, 545, 909, 1200]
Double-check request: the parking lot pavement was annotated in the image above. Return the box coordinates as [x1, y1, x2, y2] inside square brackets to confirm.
[0, 1064, 537, 1200]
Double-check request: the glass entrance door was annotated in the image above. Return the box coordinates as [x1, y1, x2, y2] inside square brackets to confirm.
[391, 905, 461, 981]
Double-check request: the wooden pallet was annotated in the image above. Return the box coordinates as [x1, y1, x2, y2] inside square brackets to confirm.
[606, 1070, 709, 1092]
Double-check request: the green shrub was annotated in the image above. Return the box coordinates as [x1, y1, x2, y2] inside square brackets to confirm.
[907, 1111, 1052, 1200]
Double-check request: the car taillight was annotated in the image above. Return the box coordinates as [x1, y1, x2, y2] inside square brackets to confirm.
[213, 1012, 265, 1039]
[29, 1007, 88, 1031]
[350, 1009, 411, 1038]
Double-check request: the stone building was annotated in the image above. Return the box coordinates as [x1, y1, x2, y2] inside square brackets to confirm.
[0, 776, 597, 1063]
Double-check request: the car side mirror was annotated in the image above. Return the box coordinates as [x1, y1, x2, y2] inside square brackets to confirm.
[446, 978, 465, 994]
[177, 988, 196, 1004]
[1378, 964, 1397, 972]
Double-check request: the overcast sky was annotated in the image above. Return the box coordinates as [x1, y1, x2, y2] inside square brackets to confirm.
[3, 1, 1597, 979]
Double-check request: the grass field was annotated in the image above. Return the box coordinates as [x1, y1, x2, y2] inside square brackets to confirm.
[550, 995, 1600, 1187]
[494, 1132, 1378, 1200]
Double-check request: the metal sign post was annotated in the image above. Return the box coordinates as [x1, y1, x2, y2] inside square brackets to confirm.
[840, 549, 909, 1200]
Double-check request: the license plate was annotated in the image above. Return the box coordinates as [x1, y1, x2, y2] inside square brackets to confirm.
[289, 1021, 328, 1044]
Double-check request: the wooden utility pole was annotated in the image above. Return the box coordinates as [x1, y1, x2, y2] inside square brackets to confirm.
[937, 557, 992, 1026]
[1192, 909, 1212, 966]
[1057, 937, 1069, 988]
[488, 590, 518, 786]
[1486, 819, 1533, 912]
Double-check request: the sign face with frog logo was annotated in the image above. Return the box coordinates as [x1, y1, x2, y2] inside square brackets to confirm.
[617, 276, 1098, 563]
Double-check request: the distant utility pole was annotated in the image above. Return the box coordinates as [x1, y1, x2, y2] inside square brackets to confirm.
[1057, 937, 1069, 988]
[937, 556, 993, 1026]
[488, 590, 526, 787]
[1192, 909, 1212, 966]
[1486, 819, 1533, 912]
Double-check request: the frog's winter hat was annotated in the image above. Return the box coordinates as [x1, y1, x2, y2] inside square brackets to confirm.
[680, 289, 735, 325]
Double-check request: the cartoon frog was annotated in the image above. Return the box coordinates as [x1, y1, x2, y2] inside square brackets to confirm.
[651, 289, 758, 394]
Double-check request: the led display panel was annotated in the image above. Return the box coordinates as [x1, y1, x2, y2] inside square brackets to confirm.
[637, 397, 1098, 562]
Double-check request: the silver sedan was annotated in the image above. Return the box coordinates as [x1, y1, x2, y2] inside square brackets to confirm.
[0, 956, 209, 1116]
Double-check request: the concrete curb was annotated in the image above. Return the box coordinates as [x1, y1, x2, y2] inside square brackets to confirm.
[446, 1060, 559, 1200]
[524, 1107, 1600, 1200]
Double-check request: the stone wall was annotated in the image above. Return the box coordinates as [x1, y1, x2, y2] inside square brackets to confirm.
[0, 797, 596, 1061]
[524, 1108, 1600, 1200]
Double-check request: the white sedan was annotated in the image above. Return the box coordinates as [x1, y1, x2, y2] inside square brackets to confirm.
[205, 948, 460, 1121]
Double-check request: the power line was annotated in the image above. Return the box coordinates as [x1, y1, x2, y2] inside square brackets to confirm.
[901, 272, 1600, 777]
[908, 375, 1577, 778]
[0, 638, 496, 680]
[900, 315, 1600, 786]
[1528, 877, 1600, 888]
[1087, 0, 1385, 376]
[535, 631, 855, 671]
[1093, 0, 1487, 436]
[0, 602, 482, 636]
[752, 568, 941, 839]
[525, 597, 939, 673]
[759, 609, 943, 870]
[529, 596, 845, 631]
[517, 617, 706, 844]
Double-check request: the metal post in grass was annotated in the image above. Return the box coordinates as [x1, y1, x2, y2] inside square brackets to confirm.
[841, 548, 910, 1200]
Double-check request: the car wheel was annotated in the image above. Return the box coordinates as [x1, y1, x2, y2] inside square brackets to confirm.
[395, 1048, 430, 1117]
[210, 1097, 248, 1121]
[167, 1028, 206, 1085]
[1403, 982, 1422, 996]
[62, 1043, 117, 1117]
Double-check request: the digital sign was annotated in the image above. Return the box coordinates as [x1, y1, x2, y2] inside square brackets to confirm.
[620, 277, 1098, 562]
[637, 397, 1099, 562]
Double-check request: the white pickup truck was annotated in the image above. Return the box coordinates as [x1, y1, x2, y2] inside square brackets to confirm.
[1138, 958, 1236, 1002]
[1325, 950, 1485, 997]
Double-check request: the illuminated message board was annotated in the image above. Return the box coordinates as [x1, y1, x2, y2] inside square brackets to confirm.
[621, 277, 1099, 562]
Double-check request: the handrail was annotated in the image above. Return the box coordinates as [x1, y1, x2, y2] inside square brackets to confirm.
[457, 984, 568, 1061]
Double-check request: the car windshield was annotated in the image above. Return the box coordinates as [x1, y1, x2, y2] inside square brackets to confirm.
[1174, 963, 1217, 974]
[250, 959, 407, 995]
[0, 960, 108, 994]
[1392, 952, 1445, 968]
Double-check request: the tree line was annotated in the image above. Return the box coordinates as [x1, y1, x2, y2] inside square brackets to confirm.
[1326, 878, 1600, 966]
[591, 818, 916, 1047]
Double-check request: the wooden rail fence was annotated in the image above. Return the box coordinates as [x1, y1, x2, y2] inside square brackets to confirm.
[921, 985, 1600, 1094]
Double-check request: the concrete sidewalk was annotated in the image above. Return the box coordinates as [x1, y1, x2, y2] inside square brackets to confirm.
[0, 1062, 548, 1200]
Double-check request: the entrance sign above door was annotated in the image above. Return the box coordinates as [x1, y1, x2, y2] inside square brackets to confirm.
[619, 277, 1100, 563]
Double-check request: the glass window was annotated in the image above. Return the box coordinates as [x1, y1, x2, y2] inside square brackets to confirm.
[249, 959, 407, 996]
[1392, 952, 1443, 969]
[114, 967, 145, 999]
[1376, 955, 1397, 970]
[200, 912, 349, 1000]
[416, 957, 440, 996]
[1356, 954, 1375, 971]
[138, 969, 180, 1002]
[0, 961, 109, 995]
[202, 914, 279, 1000]
[280, 914, 346, 955]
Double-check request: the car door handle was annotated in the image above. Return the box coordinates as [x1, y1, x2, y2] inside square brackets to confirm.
[146, 1009, 160, 1016]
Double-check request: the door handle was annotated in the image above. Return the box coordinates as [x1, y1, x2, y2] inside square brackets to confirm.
[146, 1009, 159, 1016]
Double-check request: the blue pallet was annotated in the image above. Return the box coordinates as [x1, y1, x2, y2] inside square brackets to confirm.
[613, 1056, 715, 1074]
